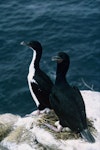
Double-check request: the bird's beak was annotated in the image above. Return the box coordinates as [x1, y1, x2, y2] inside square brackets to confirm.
[20, 41, 29, 46]
[52, 56, 63, 63]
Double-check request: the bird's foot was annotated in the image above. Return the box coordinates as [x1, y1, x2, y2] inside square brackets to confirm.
[44, 122, 63, 132]
[40, 108, 51, 114]
[25, 110, 40, 117]
[55, 121, 60, 127]
[55, 121, 71, 132]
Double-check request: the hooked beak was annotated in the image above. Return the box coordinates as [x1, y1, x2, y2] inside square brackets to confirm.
[52, 55, 63, 63]
[20, 41, 29, 46]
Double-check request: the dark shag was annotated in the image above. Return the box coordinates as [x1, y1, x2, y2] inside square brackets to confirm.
[50, 52, 95, 143]
[21, 41, 53, 113]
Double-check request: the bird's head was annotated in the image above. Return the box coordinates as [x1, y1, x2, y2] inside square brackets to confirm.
[20, 40, 42, 52]
[52, 52, 70, 64]
[52, 52, 70, 76]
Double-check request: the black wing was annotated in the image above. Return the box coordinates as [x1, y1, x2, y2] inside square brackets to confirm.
[34, 69, 53, 94]
[50, 85, 87, 131]
[31, 81, 52, 109]
[72, 86, 87, 128]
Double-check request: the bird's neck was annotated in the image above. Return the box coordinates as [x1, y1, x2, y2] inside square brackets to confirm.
[29, 50, 41, 72]
[55, 63, 68, 85]
[55, 74, 66, 84]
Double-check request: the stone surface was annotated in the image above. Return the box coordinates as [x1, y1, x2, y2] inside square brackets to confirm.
[0, 91, 100, 150]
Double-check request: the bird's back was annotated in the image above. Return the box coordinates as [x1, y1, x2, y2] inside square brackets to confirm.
[50, 82, 87, 131]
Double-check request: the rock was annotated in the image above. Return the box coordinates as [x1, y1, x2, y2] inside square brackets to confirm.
[0, 91, 100, 150]
[0, 114, 20, 141]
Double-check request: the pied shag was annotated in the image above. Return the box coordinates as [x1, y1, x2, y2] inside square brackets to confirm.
[21, 40, 53, 115]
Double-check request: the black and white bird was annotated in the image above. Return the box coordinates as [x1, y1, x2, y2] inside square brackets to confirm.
[21, 40, 53, 115]
[48, 52, 95, 143]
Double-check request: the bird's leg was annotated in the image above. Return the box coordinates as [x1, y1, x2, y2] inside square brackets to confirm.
[25, 109, 40, 117]
[55, 121, 71, 132]
[55, 121, 60, 127]
[40, 108, 51, 114]
[44, 122, 63, 132]
[25, 108, 51, 117]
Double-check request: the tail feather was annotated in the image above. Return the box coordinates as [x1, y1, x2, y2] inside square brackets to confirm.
[80, 129, 95, 143]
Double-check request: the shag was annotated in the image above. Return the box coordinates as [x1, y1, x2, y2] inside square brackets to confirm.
[49, 52, 95, 143]
[21, 41, 53, 115]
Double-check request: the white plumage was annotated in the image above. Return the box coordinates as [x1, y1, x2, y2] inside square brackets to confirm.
[27, 50, 40, 107]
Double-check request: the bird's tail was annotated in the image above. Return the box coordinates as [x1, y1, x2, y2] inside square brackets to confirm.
[80, 129, 95, 143]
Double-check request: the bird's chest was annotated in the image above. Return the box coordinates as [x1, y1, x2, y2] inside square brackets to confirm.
[28, 65, 37, 84]
[28, 71, 34, 80]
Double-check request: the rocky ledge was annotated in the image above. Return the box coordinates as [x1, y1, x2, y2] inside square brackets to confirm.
[0, 90, 100, 150]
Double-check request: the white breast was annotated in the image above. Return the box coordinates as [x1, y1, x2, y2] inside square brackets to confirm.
[27, 51, 40, 107]
[29, 50, 36, 80]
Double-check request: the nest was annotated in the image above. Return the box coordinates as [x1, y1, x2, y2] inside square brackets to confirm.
[37, 110, 96, 140]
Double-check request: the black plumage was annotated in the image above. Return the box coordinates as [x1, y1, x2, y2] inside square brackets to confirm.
[50, 52, 95, 143]
[21, 41, 53, 111]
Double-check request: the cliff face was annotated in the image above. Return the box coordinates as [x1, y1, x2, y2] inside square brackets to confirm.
[0, 91, 100, 150]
